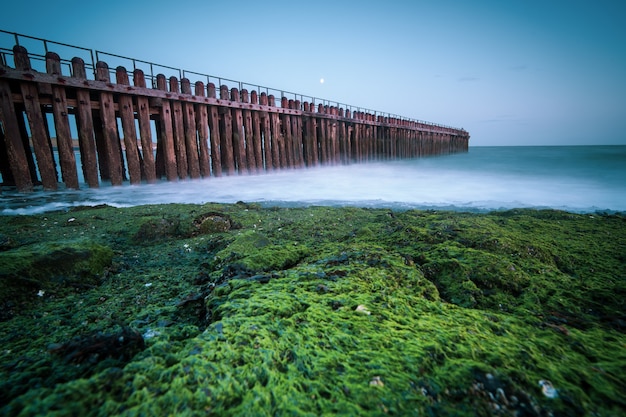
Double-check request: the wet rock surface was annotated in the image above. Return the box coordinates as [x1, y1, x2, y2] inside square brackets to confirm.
[0, 203, 624, 416]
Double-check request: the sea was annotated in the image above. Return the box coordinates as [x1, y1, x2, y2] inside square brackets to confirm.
[1, 145, 625, 215]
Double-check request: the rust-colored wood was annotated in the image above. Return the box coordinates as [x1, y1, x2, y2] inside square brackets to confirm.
[155, 74, 178, 181]
[12, 45, 31, 71]
[268, 96, 283, 169]
[46, 53, 78, 189]
[133, 69, 156, 183]
[240, 90, 257, 172]
[249, 91, 263, 171]
[181, 78, 200, 179]
[96, 61, 123, 186]
[259, 93, 273, 171]
[194, 81, 211, 178]
[115, 67, 142, 185]
[0, 80, 32, 191]
[169, 76, 188, 179]
[291, 100, 304, 168]
[20, 81, 57, 189]
[230, 88, 247, 174]
[1, 44, 470, 192]
[182, 100, 201, 179]
[280, 98, 293, 168]
[206, 83, 222, 177]
[71, 57, 99, 188]
[219, 85, 235, 175]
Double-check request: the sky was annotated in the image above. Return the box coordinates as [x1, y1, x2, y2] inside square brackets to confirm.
[1, 0, 625, 146]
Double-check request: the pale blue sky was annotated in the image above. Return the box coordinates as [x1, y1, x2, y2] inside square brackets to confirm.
[1, 0, 625, 146]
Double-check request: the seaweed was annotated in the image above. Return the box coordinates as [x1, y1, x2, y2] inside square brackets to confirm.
[0, 203, 624, 416]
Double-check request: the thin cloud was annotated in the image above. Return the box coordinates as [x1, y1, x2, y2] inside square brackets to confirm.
[458, 76, 479, 82]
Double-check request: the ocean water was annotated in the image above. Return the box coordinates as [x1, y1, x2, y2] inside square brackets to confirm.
[1, 145, 625, 215]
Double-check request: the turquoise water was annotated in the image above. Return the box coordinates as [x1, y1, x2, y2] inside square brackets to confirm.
[2, 145, 625, 214]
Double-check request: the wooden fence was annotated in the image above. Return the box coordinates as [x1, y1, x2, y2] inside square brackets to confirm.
[0, 44, 469, 192]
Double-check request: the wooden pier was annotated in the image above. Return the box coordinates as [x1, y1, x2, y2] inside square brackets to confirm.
[0, 40, 469, 192]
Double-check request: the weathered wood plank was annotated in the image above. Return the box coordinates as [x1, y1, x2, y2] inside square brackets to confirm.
[0, 80, 32, 191]
[240, 90, 256, 172]
[169, 77, 188, 179]
[206, 83, 222, 177]
[46, 53, 79, 189]
[20, 81, 58, 189]
[133, 69, 157, 183]
[115, 67, 142, 185]
[249, 91, 263, 172]
[155, 74, 178, 181]
[219, 85, 235, 175]
[230, 88, 247, 174]
[181, 78, 200, 179]
[259, 93, 273, 171]
[96, 62, 123, 186]
[194, 81, 211, 178]
[71, 57, 99, 188]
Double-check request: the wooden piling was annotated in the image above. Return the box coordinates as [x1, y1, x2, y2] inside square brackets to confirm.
[133, 69, 157, 183]
[115, 66, 142, 185]
[193, 81, 211, 178]
[45, 52, 79, 189]
[71, 57, 100, 188]
[230, 88, 247, 174]
[205, 83, 221, 176]
[0, 79, 32, 191]
[155, 74, 178, 182]
[181, 78, 201, 179]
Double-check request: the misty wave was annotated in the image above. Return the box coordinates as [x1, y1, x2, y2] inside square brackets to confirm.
[2, 146, 625, 215]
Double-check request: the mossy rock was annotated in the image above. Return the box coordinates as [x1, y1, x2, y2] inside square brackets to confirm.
[194, 212, 232, 234]
[0, 239, 113, 318]
[213, 230, 308, 274]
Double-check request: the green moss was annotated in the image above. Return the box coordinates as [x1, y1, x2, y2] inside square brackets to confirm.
[0, 204, 624, 416]
[0, 239, 113, 318]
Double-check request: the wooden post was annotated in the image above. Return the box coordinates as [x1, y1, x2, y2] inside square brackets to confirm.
[219, 85, 235, 174]
[95, 61, 124, 185]
[316, 104, 327, 164]
[240, 89, 256, 172]
[169, 76, 188, 179]
[230, 88, 247, 174]
[280, 97, 293, 167]
[45, 52, 79, 189]
[132, 69, 157, 183]
[259, 93, 273, 171]
[0, 79, 32, 191]
[249, 91, 263, 171]
[181, 78, 201, 179]
[155, 74, 178, 181]
[194, 81, 212, 178]
[206, 83, 222, 176]
[268, 95, 282, 169]
[115, 66, 142, 185]
[70, 57, 99, 187]
[308, 103, 319, 166]
[15, 46, 57, 190]
[291, 99, 304, 167]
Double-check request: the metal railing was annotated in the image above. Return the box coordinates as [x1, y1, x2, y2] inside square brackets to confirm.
[0, 29, 465, 132]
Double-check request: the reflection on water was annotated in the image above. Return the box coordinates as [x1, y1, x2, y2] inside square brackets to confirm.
[2, 146, 625, 215]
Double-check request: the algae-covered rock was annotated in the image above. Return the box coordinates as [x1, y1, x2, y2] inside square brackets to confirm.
[213, 230, 308, 275]
[0, 204, 624, 416]
[194, 211, 232, 234]
[0, 239, 113, 318]
[132, 216, 187, 243]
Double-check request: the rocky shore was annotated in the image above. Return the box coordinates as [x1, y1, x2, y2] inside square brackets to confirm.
[1, 203, 624, 416]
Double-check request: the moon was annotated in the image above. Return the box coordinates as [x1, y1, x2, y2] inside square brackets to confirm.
[320, 78, 324, 84]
